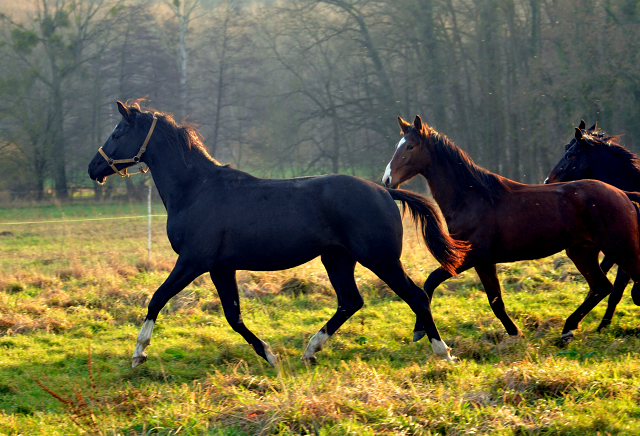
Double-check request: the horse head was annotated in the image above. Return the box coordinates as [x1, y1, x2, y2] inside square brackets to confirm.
[88, 101, 156, 185]
[381, 115, 432, 188]
[545, 120, 599, 184]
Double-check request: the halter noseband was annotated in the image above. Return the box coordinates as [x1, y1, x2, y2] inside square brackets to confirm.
[98, 116, 157, 179]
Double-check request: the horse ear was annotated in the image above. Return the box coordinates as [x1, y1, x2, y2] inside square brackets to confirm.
[589, 121, 597, 132]
[117, 101, 132, 124]
[579, 119, 586, 130]
[398, 116, 411, 134]
[574, 127, 585, 143]
[413, 115, 430, 136]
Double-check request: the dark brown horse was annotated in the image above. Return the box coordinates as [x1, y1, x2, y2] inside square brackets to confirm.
[88, 102, 468, 366]
[382, 115, 640, 344]
[546, 121, 640, 330]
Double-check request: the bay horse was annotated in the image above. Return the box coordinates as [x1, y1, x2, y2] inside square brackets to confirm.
[88, 102, 468, 367]
[545, 120, 640, 330]
[382, 115, 640, 344]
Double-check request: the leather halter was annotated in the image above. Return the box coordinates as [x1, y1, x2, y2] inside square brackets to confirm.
[98, 116, 157, 179]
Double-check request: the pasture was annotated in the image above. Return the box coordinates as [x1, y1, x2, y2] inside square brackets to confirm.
[0, 201, 639, 435]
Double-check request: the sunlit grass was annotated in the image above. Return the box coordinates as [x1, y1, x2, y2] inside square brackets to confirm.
[1, 201, 640, 435]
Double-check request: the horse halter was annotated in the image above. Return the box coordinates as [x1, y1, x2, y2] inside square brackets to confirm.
[98, 116, 157, 179]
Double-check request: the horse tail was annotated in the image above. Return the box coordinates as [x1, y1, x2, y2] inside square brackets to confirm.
[386, 188, 470, 275]
[624, 190, 640, 205]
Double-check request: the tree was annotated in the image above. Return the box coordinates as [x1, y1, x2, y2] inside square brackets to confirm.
[1, 0, 124, 199]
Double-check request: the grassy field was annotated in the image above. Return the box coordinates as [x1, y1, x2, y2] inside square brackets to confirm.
[0, 201, 639, 435]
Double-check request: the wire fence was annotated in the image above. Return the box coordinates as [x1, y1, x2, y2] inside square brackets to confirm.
[0, 187, 165, 262]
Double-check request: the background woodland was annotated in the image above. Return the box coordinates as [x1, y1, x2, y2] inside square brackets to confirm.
[0, 0, 639, 200]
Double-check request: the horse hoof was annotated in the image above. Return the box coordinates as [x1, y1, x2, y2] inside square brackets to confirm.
[632, 289, 640, 306]
[596, 320, 611, 332]
[560, 331, 574, 345]
[508, 330, 525, 338]
[132, 353, 148, 368]
[412, 330, 426, 342]
[301, 355, 318, 366]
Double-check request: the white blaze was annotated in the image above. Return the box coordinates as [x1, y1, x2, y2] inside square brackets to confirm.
[382, 138, 406, 186]
[382, 162, 392, 186]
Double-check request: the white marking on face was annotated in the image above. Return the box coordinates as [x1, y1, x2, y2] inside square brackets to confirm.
[430, 338, 457, 362]
[261, 340, 279, 366]
[396, 137, 406, 150]
[382, 162, 393, 186]
[302, 330, 330, 360]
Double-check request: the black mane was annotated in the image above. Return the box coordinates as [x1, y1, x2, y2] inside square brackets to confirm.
[582, 132, 640, 182]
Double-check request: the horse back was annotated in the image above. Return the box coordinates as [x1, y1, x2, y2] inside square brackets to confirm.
[165, 173, 403, 270]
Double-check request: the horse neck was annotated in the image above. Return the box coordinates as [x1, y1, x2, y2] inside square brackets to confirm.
[420, 139, 485, 214]
[591, 156, 640, 191]
[143, 136, 220, 212]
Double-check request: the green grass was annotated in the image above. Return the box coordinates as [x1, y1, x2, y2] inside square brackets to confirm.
[1, 202, 640, 435]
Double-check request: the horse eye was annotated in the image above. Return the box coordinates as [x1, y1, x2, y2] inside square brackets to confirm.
[406, 144, 414, 151]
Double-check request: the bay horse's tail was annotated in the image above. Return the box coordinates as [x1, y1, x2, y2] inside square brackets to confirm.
[386, 188, 469, 275]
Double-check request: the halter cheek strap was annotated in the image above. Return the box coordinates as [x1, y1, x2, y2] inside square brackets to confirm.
[98, 116, 157, 179]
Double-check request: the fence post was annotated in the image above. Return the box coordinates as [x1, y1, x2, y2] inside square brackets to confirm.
[148, 185, 152, 265]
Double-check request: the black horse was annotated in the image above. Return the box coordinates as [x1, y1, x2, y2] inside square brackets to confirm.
[88, 101, 468, 366]
[546, 120, 640, 329]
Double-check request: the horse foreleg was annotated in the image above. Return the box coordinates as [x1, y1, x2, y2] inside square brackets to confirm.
[413, 267, 452, 342]
[133, 257, 203, 368]
[563, 245, 613, 343]
[597, 268, 629, 331]
[475, 264, 523, 337]
[210, 269, 279, 366]
[302, 250, 362, 364]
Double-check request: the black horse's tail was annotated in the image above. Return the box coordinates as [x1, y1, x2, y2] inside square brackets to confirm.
[624, 191, 640, 205]
[386, 188, 470, 275]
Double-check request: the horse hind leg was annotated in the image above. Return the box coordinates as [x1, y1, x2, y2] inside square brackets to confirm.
[597, 268, 629, 331]
[210, 269, 279, 366]
[563, 245, 614, 343]
[412, 267, 452, 342]
[370, 260, 456, 361]
[302, 248, 363, 364]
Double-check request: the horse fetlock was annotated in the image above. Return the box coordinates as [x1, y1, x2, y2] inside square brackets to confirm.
[510, 329, 525, 338]
[302, 330, 330, 362]
[261, 341, 280, 367]
[430, 338, 457, 362]
[596, 319, 611, 332]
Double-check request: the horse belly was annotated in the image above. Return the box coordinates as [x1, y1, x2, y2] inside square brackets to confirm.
[217, 230, 327, 271]
[490, 208, 574, 263]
